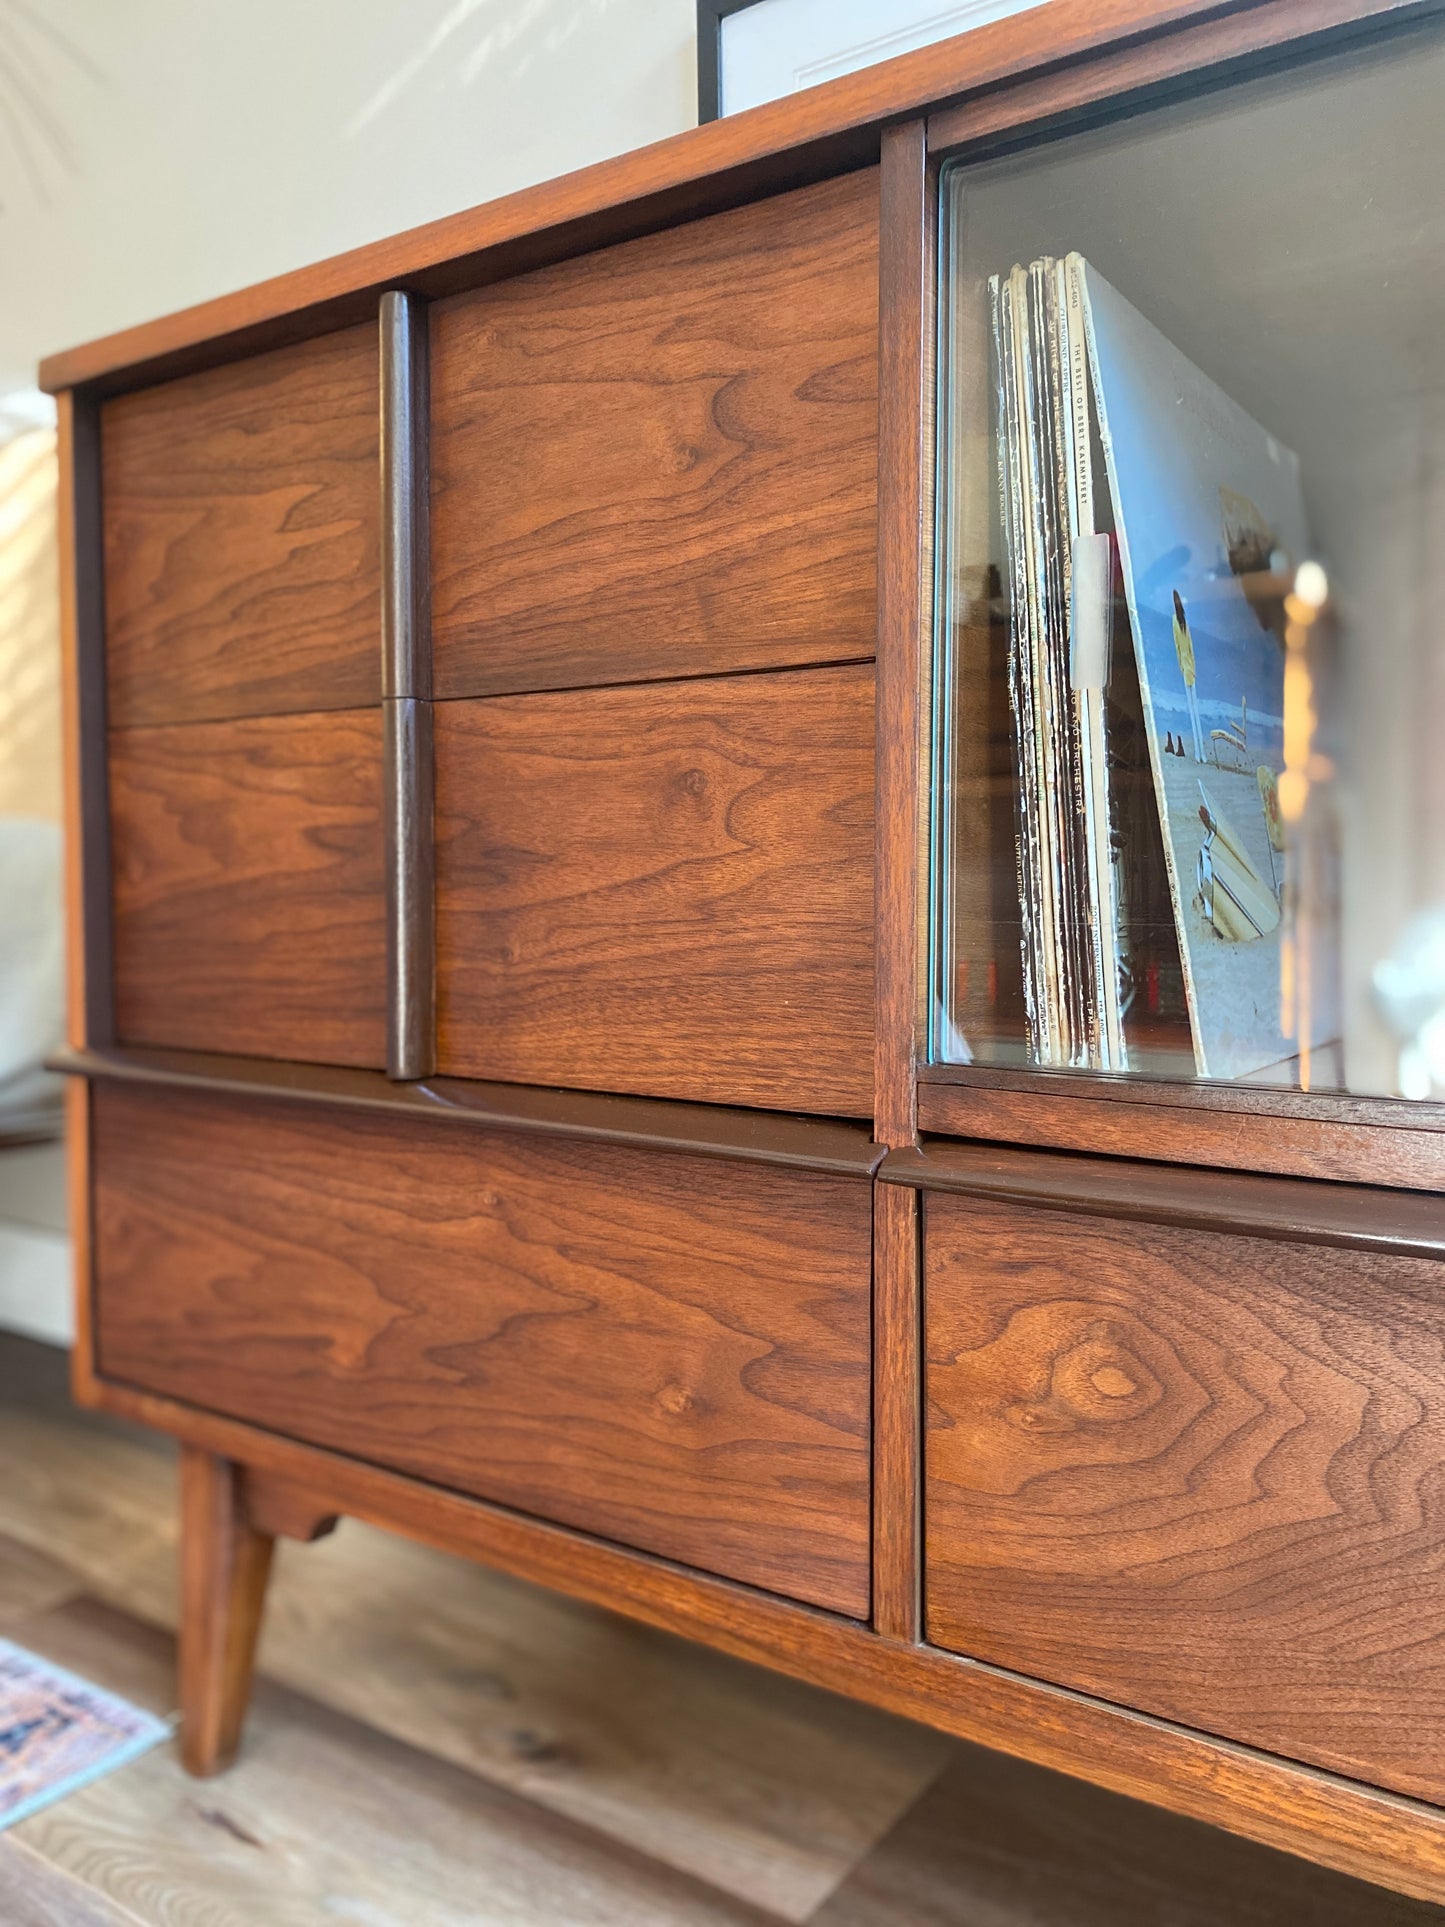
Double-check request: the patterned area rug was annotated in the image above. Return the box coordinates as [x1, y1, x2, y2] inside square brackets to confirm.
[0, 1638, 169, 1829]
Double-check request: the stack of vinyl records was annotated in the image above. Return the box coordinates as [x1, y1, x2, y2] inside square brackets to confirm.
[990, 255, 1126, 1071]
[988, 252, 1338, 1083]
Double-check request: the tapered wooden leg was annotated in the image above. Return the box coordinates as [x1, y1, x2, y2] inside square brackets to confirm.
[178, 1444, 275, 1777]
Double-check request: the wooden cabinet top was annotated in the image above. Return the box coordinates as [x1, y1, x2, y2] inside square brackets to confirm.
[39, 0, 1416, 397]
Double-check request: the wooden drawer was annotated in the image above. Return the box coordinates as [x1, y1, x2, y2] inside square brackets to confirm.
[923, 1190, 1445, 1803]
[429, 171, 879, 698]
[101, 326, 381, 727]
[110, 711, 386, 1066]
[434, 662, 876, 1114]
[92, 1084, 873, 1615]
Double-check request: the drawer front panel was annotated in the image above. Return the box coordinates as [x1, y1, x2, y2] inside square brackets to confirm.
[924, 1193, 1445, 1803]
[110, 711, 386, 1066]
[93, 1085, 873, 1615]
[102, 326, 381, 727]
[429, 171, 879, 698]
[434, 663, 875, 1114]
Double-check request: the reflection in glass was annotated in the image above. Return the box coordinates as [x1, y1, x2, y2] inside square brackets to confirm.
[931, 20, 1445, 1099]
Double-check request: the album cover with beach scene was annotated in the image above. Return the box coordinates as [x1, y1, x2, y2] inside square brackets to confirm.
[1075, 258, 1338, 1081]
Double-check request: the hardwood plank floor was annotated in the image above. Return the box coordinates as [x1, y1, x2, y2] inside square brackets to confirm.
[0, 1335, 1433, 1924]
[10, 1600, 778, 1927]
[0, 1533, 78, 1628]
[809, 1745, 1443, 1927]
[111, 1523, 946, 1919]
[0, 1834, 145, 1927]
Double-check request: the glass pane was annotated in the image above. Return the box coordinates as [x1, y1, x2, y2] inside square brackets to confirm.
[931, 18, 1445, 1099]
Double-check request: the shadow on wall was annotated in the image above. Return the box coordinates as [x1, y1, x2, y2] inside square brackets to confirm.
[337, 0, 699, 203]
[347, 0, 696, 137]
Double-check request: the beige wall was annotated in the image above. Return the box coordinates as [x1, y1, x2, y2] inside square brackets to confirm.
[2, 0, 696, 392]
[0, 425, 64, 1343]
[0, 430, 61, 825]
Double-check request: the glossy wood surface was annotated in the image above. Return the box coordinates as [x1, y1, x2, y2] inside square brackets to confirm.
[916, 1074, 1445, 1190]
[93, 1085, 873, 1614]
[101, 327, 380, 726]
[924, 1192, 1445, 1804]
[109, 710, 386, 1066]
[434, 664, 875, 1114]
[430, 172, 878, 698]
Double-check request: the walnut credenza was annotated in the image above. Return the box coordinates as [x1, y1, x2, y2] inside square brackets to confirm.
[45, 0, 1445, 1903]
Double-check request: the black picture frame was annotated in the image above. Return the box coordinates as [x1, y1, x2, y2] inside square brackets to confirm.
[696, 0, 769, 123]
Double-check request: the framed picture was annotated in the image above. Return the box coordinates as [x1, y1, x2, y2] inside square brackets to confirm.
[696, 0, 1048, 122]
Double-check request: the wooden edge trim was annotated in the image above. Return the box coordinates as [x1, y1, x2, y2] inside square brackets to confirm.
[380, 291, 430, 702]
[917, 1059, 1445, 1133]
[384, 697, 436, 1081]
[873, 119, 932, 1150]
[914, 1080, 1445, 1191]
[926, 0, 1445, 155]
[56, 389, 113, 1049]
[51, 1044, 884, 1177]
[77, 1370, 1445, 1902]
[880, 1140, 1445, 1260]
[381, 291, 436, 1081]
[871, 1180, 921, 1640]
[64, 1078, 102, 1407]
[38, 0, 1416, 396]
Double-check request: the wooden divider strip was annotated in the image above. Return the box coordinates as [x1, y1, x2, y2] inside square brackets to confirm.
[380, 291, 435, 1080]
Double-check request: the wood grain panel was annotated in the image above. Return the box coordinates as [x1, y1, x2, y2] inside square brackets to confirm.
[109, 710, 386, 1066]
[429, 172, 878, 697]
[924, 1192, 1445, 1803]
[101, 327, 380, 726]
[434, 664, 876, 1114]
[92, 1085, 872, 1615]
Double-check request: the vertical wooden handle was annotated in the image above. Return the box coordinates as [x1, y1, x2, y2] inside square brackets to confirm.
[385, 695, 435, 1080]
[380, 290, 435, 1080]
